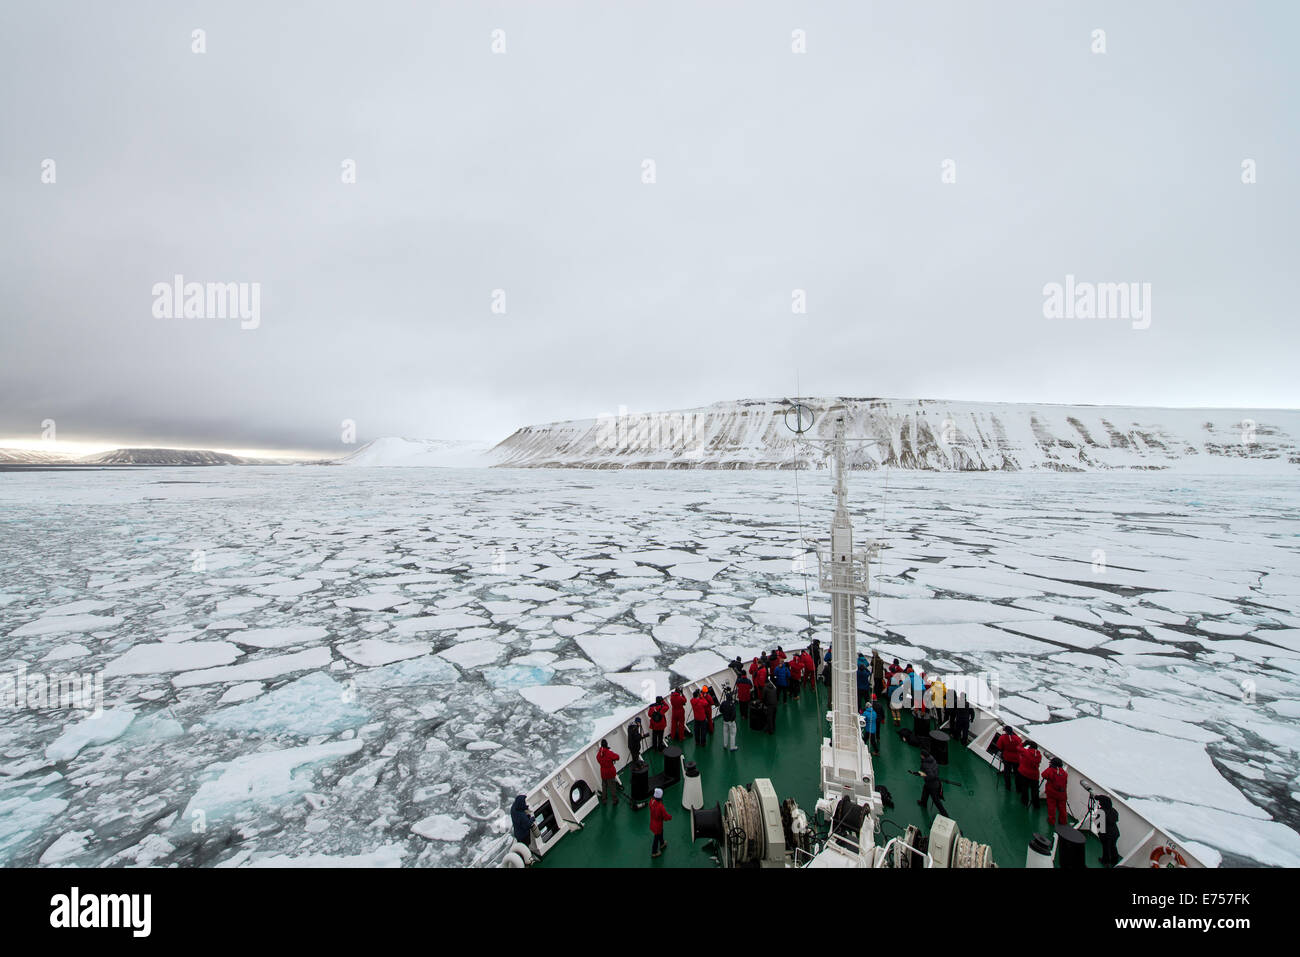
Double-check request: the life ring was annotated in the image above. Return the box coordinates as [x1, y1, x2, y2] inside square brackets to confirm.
[1149, 844, 1187, 868]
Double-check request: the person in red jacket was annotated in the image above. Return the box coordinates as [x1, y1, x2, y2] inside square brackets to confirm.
[669, 688, 687, 742]
[647, 696, 669, 752]
[700, 685, 716, 732]
[802, 650, 815, 686]
[596, 739, 621, 805]
[1017, 739, 1043, 808]
[788, 653, 804, 699]
[650, 786, 672, 858]
[690, 690, 710, 746]
[994, 725, 1022, 792]
[1041, 756, 1069, 826]
[754, 663, 768, 690]
[735, 673, 753, 719]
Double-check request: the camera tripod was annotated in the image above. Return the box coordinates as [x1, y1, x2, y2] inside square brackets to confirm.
[1074, 782, 1101, 833]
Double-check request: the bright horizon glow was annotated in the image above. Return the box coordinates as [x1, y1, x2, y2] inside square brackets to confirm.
[0, 438, 327, 460]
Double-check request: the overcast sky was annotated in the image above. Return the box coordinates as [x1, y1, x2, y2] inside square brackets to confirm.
[2, 1, 1296, 455]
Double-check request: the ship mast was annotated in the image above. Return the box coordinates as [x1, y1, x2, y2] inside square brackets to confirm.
[817, 411, 878, 806]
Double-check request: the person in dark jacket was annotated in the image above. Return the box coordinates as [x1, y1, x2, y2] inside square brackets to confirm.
[596, 739, 621, 805]
[650, 787, 672, 858]
[719, 686, 739, 751]
[810, 638, 822, 674]
[916, 749, 948, 816]
[1098, 795, 1121, 867]
[729, 656, 744, 679]
[856, 659, 871, 710]
[762, 679, 779, 734]
[951, 694, 972, 745]
[626, 717, 644, 765]
[510, 794, 534, 846]
[831, 785, 865, 841]
[648, 696, 668, 752]
[872, 692, 887, 744]
[735, 672, 753, 719]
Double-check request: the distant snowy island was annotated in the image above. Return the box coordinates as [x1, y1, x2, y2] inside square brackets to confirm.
[488, 397, 1300, 472]
[6, 397, 1297, 472]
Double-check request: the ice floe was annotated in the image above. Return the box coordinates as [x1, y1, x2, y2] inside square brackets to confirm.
[172, 647, 333, 687]
[337, 639, 431, 667]
[103, 641, 244, 676]
[46, 708, 135, 762]
[518, 685, 586, 713]
[206, 673, 368, 737]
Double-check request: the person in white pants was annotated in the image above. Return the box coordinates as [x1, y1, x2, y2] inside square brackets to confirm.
[719, 686, 739, 751]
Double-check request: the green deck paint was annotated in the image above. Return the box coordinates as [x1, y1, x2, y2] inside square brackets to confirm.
[538, 688, 1106, 868]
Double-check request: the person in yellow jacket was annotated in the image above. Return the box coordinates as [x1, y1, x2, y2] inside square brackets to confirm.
[929, 678, 948, 728]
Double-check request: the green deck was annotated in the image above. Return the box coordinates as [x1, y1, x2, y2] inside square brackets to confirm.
[538, 685, 1107, 868]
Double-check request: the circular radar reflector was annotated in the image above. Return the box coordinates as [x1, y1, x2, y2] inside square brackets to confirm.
[784, 403, 815, 434]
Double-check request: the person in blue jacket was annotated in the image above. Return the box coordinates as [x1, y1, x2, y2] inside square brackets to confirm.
[773, 660, 791, 702]
[909, 667, 926, 715]
[860, 695, 881, 755]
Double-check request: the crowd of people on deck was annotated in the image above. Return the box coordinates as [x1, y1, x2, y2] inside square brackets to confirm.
[510, 641, 1121, 867]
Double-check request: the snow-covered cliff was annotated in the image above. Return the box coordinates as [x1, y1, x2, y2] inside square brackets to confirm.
[335, 438, 493, 467]
[488, 397, 1300, 472]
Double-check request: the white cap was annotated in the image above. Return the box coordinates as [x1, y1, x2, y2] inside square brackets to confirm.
[653, 787, 663, 799]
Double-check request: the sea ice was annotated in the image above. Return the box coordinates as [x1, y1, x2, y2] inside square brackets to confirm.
[518, 685, 586, 713]
[181, 739, 363, 826]
[604, 671, 669, 700]
[206, 673, 369, 737]
[438, 640, 503, 669]
[392, 613, 489, 635]
[575, 633, 660, 672]
[103, 641, 244, 676]
[891, 624, 1056, 654]
[652, 615, 702, 648]
[881, 599, 1045, 626]
[218, 682, 264, 704]
[334, 594, 408, 611]
[669, 650, 728, 681]
[412, 814, 470, 841]
[1026, 717, 1265, 819]
[233, 626, 328, 649]
[172, 647, 333, 687]
[337, 639, 431, 667]
[45, 708, 135, 762]
[10, 615, 122, 637]
[39, 828, 92, 864]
